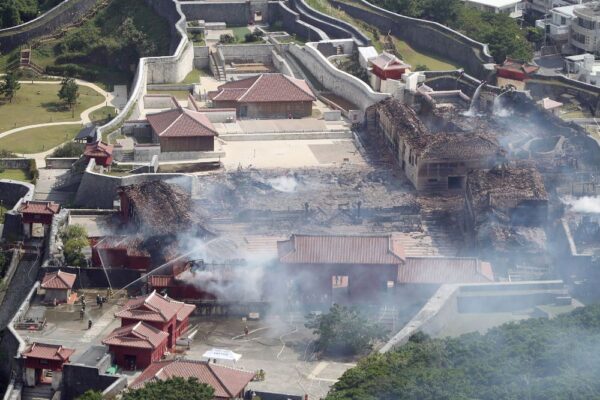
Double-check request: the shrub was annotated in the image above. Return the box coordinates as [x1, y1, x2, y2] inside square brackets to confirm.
[61, 225, 89, 267]
[219, 34, 235, 44]
[51, 142, 85, 158]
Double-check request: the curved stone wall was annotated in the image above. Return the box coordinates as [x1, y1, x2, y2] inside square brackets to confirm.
[268, 1, 329, 42]
[330, 0, 494, 78]
[0, 0, 99, 51]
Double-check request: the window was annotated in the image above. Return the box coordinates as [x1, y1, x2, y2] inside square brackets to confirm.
[428, 178, 438, 182]
[448, 176, 465, 190]
[561, 16, 566, 25]
[39, 359, 49, 365]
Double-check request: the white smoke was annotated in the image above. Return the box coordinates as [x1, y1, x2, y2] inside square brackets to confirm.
[563, 196, 600, 214]
[267, 176, 298, 193]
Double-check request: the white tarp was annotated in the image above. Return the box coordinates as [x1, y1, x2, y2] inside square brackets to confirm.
[202, 348, 242, 362]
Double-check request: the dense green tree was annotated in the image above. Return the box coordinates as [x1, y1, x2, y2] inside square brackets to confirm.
[1, 72, 21, 103]
[306, 304, 388, 355]
[122, 377, 215, 400]
[57, 77, 79, 114]
[326, 305, 600, 400]
[75, 390, 103, 400]
[61, 225, 88, 267]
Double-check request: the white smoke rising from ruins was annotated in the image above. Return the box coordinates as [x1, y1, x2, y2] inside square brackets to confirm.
[563, 196, 600, 214]
[267, 176, 298, 193]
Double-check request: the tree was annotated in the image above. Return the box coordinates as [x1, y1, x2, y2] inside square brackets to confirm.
[219, 33, 235, 44]
[1, 71, 21, 103]
[50, 141, 84, 157]
[76, 390, 103, 400]
[122, 377, 215, 400]
[61, 225, 88, 267]
[306, 304, 388, 355]
[58, 77, 79, 115]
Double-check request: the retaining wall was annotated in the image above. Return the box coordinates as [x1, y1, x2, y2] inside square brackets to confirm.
[96, 0, 193, 140]
[42, 265, 142, 289]
[0, 180, 34, 209]
[526, 74, 600, 114]
[289, 0, 352, 41]
[143, 94, 179, 109]
[288, 43, 388, 111]
[0, 158, 32, 170]
[0, 0, 99, 51]
[268, 1, 328, 42]
[217, 43, 275, 64]
[330, 0, 494, 78]
[74, 159, 193, 209]
[180, 0, 251, 25]
[294, 0, 369, 45]
[45, 158, 78, 169]
[194, 46, 210, 69]
[61, 364, 126, 400]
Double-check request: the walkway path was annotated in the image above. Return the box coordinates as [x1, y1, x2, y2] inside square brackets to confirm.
[0, 79, 115, 140]
[0, 79, 118, 168]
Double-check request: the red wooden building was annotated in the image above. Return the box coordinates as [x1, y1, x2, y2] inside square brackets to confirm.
[102, 321, 169, 370]
[114, 291, 195, 348]
[146, 107, 217, 153]
[277, 234, 405, 304]
[21, 342, 75, 388]
[130, 359, 255, 399]
[148, 262, 233, 301]
[41, 270, 77, 304]
[496, 58, 539, 81]
[18, 201, 60, 238]
[370, 52, 411, 80]
[91, 236, 151, 270]
[84, 141, 113, 167]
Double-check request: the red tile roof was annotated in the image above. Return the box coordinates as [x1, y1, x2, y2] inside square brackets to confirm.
[211, 73, 315, 103]
[370, 52, 411, 71]
[18, 201, 60, 215]
[149, 275, 176, 288]
[41, 270, 76, 290]
[115, 291, 195, 323]
[130, 359, 255, 397]
[147, 107, 217, 138]
[278, 234, 405, 265]
[497, 58, 539, 75]
[84, 141, 113, 158]
[102, 321, 169, 349]
[22, 342, 75, 362]
[398, 257, 494, 284]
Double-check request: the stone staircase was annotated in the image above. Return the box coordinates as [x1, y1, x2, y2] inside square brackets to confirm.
[375, 305, 397, 332]
[21, 385, 53, 400]
[119, 150, 134, 162]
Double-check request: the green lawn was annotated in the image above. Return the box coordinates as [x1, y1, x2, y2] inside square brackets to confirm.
[0, 83, 104, 132]
[179, 68, 209, 85]
[0, 125, 82, 154]
[90, 106, 117, 124]
[0, 168, 31, 182]
[230, 26, 251, 42]
[392, 37, 458, 71]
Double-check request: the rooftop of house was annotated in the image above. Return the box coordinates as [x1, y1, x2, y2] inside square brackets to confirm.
[118, 180, 197, 235]
[497, 58, 540, 75]
[573, 2, 600, 18]
[22, 342, 75, 362]
[370, 51, 411, 71]
[18, 201, 61, 215]
[147, 106, 217, 138]
[75, 125, 97, 141]
[277, 233, 405, 265]
[130, 359, 255, 397]
[398, 257, 494, 284]
[41, 270, 76, 290]
[209, 73, 316, 103]
[115, 290, 195, 323]
[467, 166, 549, 212]
[103, 321, 169, 349]
[84, 141, 113, 158]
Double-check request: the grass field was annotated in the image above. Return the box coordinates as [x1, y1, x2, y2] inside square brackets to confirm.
[0, 125, 81, 154]
[305, 0, 457, 70]
[0, 169, 31, 182]
[89, 106, 117, 124]
[231, 26, 252, 42]
[0, 83, 104, 132]
[179, 68, 209, 85]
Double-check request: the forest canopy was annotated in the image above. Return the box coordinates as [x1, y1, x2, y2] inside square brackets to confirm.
[326, 305, 600, 400]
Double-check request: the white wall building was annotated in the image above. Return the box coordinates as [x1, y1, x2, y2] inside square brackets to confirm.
[565, 53, 600, 85]
[527, 0, 592, 17]
[463, 0, 524, 17]
[536, 5, 577, 44]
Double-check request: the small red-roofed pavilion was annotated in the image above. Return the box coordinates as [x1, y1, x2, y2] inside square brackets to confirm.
[102, 321, 169, 370]
[41, 270, 77, 304]
[21, 342, 75, 388]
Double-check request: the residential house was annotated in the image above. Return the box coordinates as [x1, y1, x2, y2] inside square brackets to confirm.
[147, 106, 218, 152]
[536, 4, 577, 45]
[570, 2, 600, 53]
[208, 73, 316, 118]
[130, 359, 255, 399]
[40, 270, 77, 304]
[565, 53, 600, 85]
[463, 0, 524, 18]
